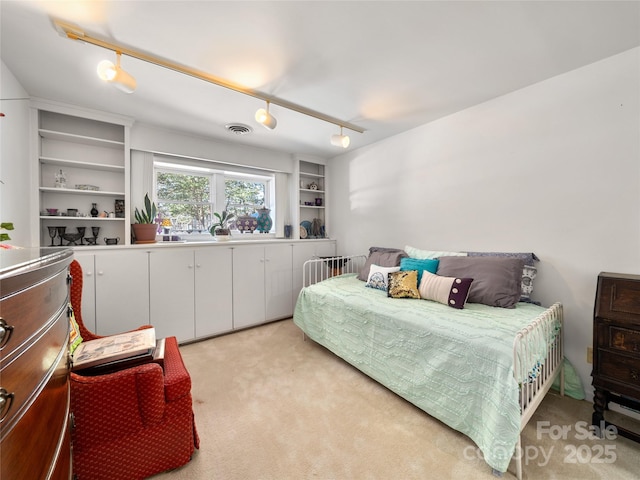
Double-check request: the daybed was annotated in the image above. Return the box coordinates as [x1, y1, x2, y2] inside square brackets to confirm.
[293, 247, 563, 480]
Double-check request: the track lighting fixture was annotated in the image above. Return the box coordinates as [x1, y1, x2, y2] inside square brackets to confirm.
[56, 20, 365, 140]
[331, 126, 350, 148]
[255, 101, 278, 130]
[96, 52, 136, 93]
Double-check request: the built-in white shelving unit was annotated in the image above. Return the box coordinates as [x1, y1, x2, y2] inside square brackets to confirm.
[31, 101, 133, 247]
[297, 159, 327, 239]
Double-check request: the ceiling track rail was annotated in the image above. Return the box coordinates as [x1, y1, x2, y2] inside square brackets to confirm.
[54, 19, 365, 134]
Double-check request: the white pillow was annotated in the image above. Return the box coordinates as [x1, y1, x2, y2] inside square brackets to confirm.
[404, 245, 468, 260]
[365, 264, 400, 292]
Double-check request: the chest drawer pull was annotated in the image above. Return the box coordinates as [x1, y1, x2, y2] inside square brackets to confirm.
[631, 370, 639, 381]
[0, 388, 15, 422]
[0, 318, 14, 349]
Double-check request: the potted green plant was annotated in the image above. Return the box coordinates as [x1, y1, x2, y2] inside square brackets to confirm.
[209, 210, 235, 241]
[132, 193, 159, 243]
[0, 222, 15, 249]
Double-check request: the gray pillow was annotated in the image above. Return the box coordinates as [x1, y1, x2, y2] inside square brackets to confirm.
[465, 251, 540, 303]
[357, 247, 408, 281]
[437, 256, 525, 308]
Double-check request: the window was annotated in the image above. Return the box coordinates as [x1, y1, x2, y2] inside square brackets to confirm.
[225, 176, 266, 217]
[154, 160, 274, 235]
[156, 169, 212, 233]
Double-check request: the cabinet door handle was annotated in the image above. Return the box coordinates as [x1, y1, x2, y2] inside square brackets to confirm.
[0, 388, 15, 421]
[0, 318, 14, 349]
[188, 264, 193, 269]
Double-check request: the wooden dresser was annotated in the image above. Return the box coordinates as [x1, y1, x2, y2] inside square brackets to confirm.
[592, 272, 640, 441]
[0, 248, 73, 479]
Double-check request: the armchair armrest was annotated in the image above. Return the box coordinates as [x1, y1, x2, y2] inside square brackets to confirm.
[71, 362, 166, 449]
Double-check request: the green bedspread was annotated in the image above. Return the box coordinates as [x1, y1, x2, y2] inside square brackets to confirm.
[293, 274, 557, 473]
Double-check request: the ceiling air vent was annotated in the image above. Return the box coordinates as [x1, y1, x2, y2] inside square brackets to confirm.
[225, 123, 253, 135]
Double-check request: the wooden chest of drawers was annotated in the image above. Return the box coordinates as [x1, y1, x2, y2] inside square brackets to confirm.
[0, 248, 73, 479]
[592, 272, 640, 442]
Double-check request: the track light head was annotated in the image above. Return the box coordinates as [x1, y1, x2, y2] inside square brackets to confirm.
[255, 102, 277, 130]
[96, 53, 136, 93]
[331, 127, 350, 148]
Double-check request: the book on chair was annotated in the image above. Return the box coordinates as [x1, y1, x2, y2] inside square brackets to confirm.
[71, 328, 161, 374]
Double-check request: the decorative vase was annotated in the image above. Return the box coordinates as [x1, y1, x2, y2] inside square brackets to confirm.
[132, 223, 158, 243]
[90, 203, 99, 217]
[236, 215, 258, 234]
[256, 208, 272, 233]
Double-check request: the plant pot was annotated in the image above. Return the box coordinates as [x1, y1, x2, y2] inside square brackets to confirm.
[214, 228, 231, 242]
[132, 223, 158, 244]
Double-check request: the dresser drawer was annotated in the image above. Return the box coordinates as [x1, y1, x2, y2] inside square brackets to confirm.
[595, 273, 640, 323]
[597, 350, 640, 387]
[0, 306, 68, 433]
[609, 326, 640, 355]
[0, 269, 68, 360]
[0, 349, 70, 480]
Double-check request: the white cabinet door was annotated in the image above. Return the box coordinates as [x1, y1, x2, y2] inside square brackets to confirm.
[195, 247, 233, 338]
[149, 248, 195, 342]
[233, 245, 266, 329]
[233, 244, 294, 329]
[265, 244, 293, 321]
[73, 253, 97, 333]
[94, 250, 150, 335]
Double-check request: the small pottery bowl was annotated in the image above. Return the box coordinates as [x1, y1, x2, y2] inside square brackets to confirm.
[236, 216, 258, 234]
[46, 208, 58, 215]
[104, 237, 120, 245]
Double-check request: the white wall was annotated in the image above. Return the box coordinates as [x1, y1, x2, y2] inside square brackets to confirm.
[131, 123, 295, 173]
[0, 60, 31, 246]
[329, 47, 640, 402]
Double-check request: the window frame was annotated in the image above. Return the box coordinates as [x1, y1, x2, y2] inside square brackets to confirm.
[153, 160, 275, 239]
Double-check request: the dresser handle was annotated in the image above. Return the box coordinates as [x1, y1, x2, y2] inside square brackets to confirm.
[631, 370, 639, 381]
[0, 318, 14, 349]
[0, 388, 15, 422]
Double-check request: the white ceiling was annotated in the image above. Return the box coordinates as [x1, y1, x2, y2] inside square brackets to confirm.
[2, 1, 639, 158]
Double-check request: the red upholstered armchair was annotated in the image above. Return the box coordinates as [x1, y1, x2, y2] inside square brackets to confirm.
[69, 260, 199, 480]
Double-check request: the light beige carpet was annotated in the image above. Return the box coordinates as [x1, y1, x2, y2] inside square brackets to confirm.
[153, 319, 640, 480]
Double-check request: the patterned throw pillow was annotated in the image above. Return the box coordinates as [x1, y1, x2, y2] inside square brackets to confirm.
[365, 264, 401, 292]
[388, 270, 421, 299]
[418, 271, 474, 309]
[69, 304, 83, 354]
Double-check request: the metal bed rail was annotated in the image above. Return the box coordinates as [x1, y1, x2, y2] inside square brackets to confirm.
[302, 254, 367, 287]
[512, 301, 564, 480]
